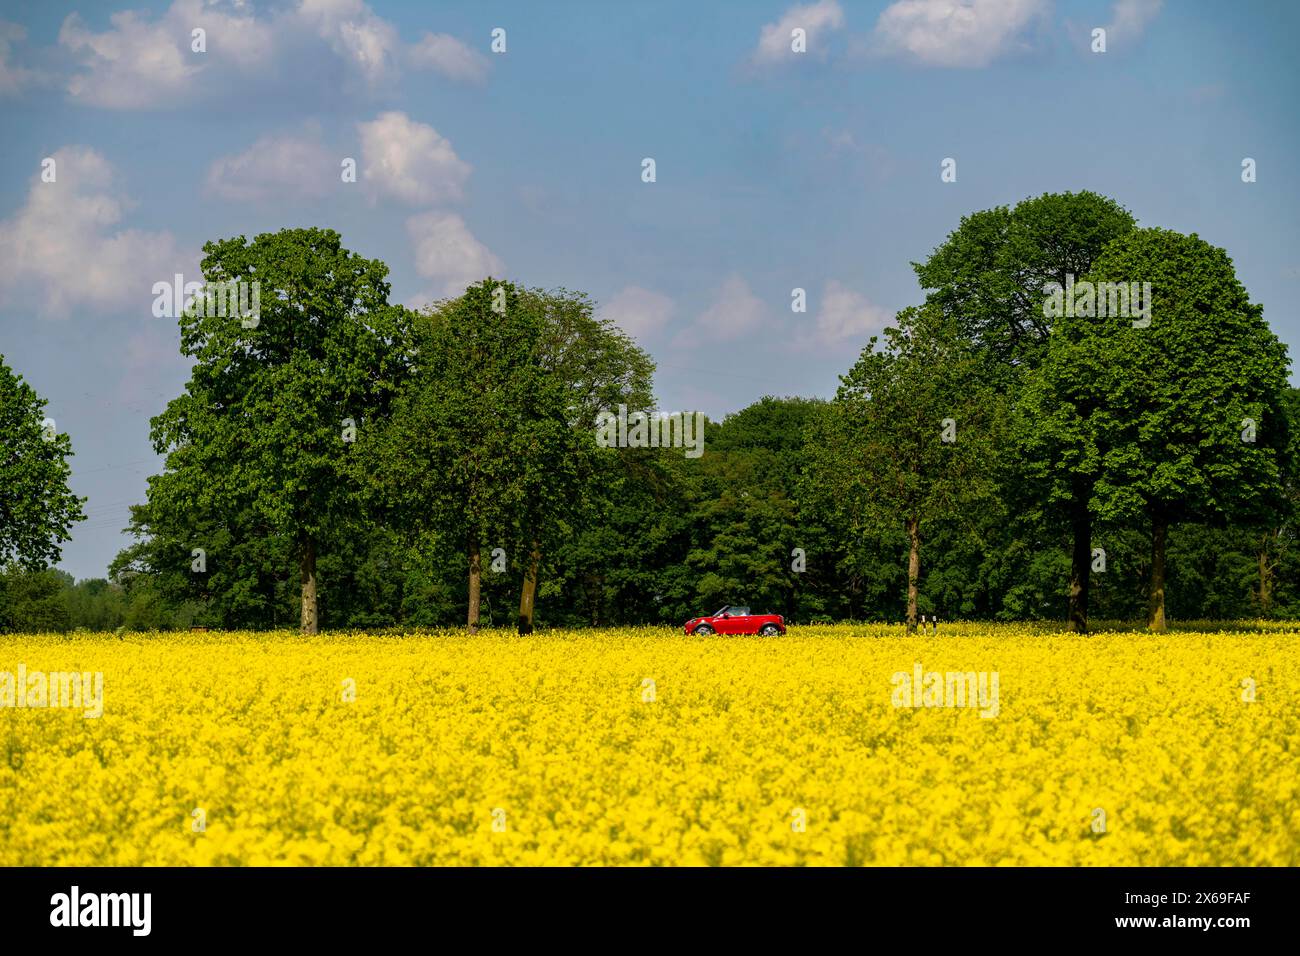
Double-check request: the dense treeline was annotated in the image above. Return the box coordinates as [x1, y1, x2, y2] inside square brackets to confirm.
[2, 193, 1297, 633]
[4, 392, 1298, 633]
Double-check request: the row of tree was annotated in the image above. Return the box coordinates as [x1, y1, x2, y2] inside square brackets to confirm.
[2, 193, 1296, 634]
[4, 402, 1297, 634]
[807, 196, 1296, 632]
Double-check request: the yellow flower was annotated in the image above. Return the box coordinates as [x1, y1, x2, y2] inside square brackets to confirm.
[0, 622, 1295, 865]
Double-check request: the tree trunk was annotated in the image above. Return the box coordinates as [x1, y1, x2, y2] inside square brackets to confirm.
[1148, 515, 1168, 632]
[583, 572, 602, 626]
[467, 541, 481, 634]
[299, 538, 318, 635]
[1257, 532, 1274, 614]
[517, 542, 541, 635]
[906, 517, 920, 633]
[1068, 478, 1091, 633]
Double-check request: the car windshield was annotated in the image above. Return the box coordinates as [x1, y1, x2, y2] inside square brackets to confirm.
[713, 606, 730, 617]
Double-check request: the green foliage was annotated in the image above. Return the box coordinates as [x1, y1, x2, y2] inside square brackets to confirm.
[88, 212, 1297, 632]
[0, 354, 85, 569]
[686, 398, 821, 618]
[802, 307, 1006, 625]
[112, 500, 298, 628]
[63, 576, 126, 631]
[145, 228, 414, 631]
[550, 447, 696, 625]
[1084, 228, 1291, 527]
[0, 566, 72, 632]
[360, 280, 554, 611]
[512, 288, 649, 630]
[914, 190, 1136, 369]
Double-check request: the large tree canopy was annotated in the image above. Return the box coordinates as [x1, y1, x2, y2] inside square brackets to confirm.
[515, 287, 655, 633]
[803, 306, 1006, 630]
[0, 354, 84, 569]
[916, 190, 1137, 632]
[1085, 229, 1290, 629]
[95, 207, 1298, 633]
[146, 228, 414, 633]
[1022, 228, 1292, 630]
[360, 279, 565, 632]
[914, 190, 1136, 369]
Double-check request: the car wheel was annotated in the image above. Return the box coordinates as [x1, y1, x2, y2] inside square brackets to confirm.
[758, 624, 780, 636]
[693, 624, 715, 636]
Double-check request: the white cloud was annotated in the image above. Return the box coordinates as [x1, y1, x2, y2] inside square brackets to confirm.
[296, 0, 399, 88]
[0, 21, 37, 96]
[358, 111, 472, 206]
[873, 0, 1046, 67]
[59, 10, 198, 108]
[675, 275, 765, 347]
[409, 32, 489, 84]
[0, 146, 190, 315]
[406, 211, 503, 298]
[602, 286, 675, 342]
[1105, 0, 1163, 41]
[752, 0, 845, 64]
[208, 111, 475, 205]
[58, 0, 272, 109]
[57, 0, 470, 108]
[205, 128, 336, 201]
[195, 0, 276, 69]
[800, 280, 890, 347]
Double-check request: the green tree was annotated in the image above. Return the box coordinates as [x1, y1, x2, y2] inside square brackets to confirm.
[916, 191, 1135, 631]
[65, 577, 126, 631]
[363, 279, 558, 632]
[684, 398, 823, 620]
[515, 287, 654, 633]
[1015, 299, 1140, 632]
[1255, 387, 1300, 614]
[0, 567, 72, 633]
[803, 307, 1005, 630]
[113, 499, 297, 629]
[146, 228, 413, 633]
[914, 190, 1136, 368]
[550, 447, 697, 626]
[1042, 228, 1291, 631]
[0, 354, 85, 568]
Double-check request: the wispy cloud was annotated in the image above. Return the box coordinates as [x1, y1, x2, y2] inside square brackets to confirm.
[58, 0, 272, 108]
[796, 280, 891, 349]
[750, 0, 846, 65]
[296, 0, 400, 88]
[0, 20, 40, 96]
[55, 0, 485, 109]
[871, 0, 1048, 67]
[602, 286, 676, 344]
[406, 211, 503, 299]
[0, 147, 191, 315]
[205, 125, 337, 202]
[674, 275, 766, 347]
[1105, 0, 1163, 43]
[409, 31, 490, 84]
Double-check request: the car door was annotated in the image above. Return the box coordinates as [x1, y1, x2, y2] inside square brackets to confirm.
[725, 608, 752, 634]
[714, 609, 739, 634]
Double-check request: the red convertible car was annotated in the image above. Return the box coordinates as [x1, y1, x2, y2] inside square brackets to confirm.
[684, 605, 786, 636]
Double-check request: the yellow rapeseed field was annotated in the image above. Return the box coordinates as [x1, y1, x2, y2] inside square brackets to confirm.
[0, 623, 1296, 866]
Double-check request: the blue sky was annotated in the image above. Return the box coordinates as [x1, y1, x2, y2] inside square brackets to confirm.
[1, 0, 1297, 580]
